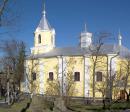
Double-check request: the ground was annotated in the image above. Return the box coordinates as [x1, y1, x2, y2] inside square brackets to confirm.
[0, 98, 29, 112]
[1, 97, 130, 112]
[69, 101, 130, 112]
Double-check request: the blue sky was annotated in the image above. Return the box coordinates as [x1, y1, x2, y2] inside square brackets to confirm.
[1, 0, 130, 51]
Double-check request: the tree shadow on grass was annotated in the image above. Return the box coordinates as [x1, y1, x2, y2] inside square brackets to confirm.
[21, 102, 31, 112]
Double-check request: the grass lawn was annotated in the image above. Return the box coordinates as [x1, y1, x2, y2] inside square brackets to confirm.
[1, 98, 130, 112]
[0, 99, 30, 112]
[69, 101, 130, 112]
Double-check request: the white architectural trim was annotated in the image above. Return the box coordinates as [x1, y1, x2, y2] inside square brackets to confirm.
[24, 61, 30, 93]
[57, 56, 67, 96]
[52, 28, 56, 48]
[39, 62, 44, 94]
[31, 45, 48, 53]
[108, 55, 117, 75]
[84, 56, 90, 97]
[63, 57, 67, 95]
[111, 58, 116, 75]
[58, 56, 62, 95]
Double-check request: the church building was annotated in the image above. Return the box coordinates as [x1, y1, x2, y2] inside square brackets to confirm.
[21, 4, 130, 100]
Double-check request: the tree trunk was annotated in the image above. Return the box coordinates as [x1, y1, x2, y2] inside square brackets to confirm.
[127, 94, 129, 102]
[7, 66, 10, 105]
[92, 62, 96, 102]
[18, 80, 21, 92]
[124, 90, 129, 102]
[0, 84, 2, 99]
[102, 99, 106, 109]
[7, 81, 10, 105]
[102, 93, 106, 109]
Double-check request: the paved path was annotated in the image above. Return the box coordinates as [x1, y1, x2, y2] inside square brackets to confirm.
[101, 110, 130, 112]
[0, 99, 7, 103]
[0, 99, 9, 108]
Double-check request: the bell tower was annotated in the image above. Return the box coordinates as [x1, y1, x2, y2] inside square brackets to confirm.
[80, 24, 92, 48]
[31, 3, 56, 54]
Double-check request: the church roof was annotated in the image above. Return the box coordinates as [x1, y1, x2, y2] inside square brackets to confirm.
[36, 5, 51, 31]
[28, 44, 130, 59]
[36, 15, 51, 31]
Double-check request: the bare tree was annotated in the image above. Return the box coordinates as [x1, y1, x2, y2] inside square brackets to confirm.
[0, 0, 21, 37]
[1, 39, 26, 90]
[116, 55, 130, 101]
[96, 77, 107, 108]
[89, 32, 111, 102]
[0, 39, 25, 104]
[0, 0, 9, 25]
[45, 57, 76, 106]
[24, 55, 40, 98]
[92, 54, 108, 107]
[0, 0, 18, 27]
[16, 41, 25, 91]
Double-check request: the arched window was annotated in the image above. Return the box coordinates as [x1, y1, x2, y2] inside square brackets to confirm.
[96, 72, 102, 82]
[38, 34, 41, 44]
[74, 72, 80, 81]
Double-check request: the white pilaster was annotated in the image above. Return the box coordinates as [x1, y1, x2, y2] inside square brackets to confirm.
[63, 57, 67, 95]
[58, 56, 62, 95]
[57, 56, 67, 96]
[24, 61, 30, 93]
[84, 56, 90, 97]
[111, 58, 116, 75]
[39, 62, 44, 94]
[108, 55, 117, 76]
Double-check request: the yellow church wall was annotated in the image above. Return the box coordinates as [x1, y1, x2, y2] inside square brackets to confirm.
[23, 58, 59, 94]
[44, 58, 58, 91]
[65, 56, 84, 97]
[88, 55, 123, 98]
[22, 53, 130, 99]
[20, 1, 130, 100]
[32, 48, 50, 55]
[88, 56, 108, 98]
[112, 57, 130, 99]
[34, 31, 53, 47]
[119, 58, 130, 86]
[112, 57, 120, 99]
[32, 30, 54, 54]
[42, 58, 59, 93]
[39, 56, 85, 97]
[21, 59, 40, 94]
